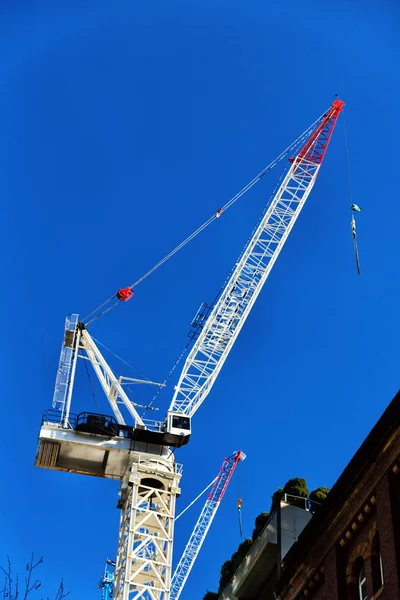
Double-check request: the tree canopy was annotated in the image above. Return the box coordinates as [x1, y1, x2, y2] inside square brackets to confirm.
[282, 477, 309, 508]
[309, 486, 330, 513]
[252, 512, 270, 541]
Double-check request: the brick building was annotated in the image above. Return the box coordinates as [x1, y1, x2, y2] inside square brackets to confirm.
[219, 390, 400, 600]
[276, 390, 400, 600]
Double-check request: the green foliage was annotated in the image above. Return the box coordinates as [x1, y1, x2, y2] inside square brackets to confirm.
[252, 512, 270, 541]
[284, 477, 309, 497]
[270, 487, 284, 513]
[217, 539, 253, 595]
[202, 592, 218, 600]
[309, 486, 330, 502]
[283, 477, 309, 508]
[309, 487, 330, 513]
[218, 559, 234, 594]
[230, 539, 253, 572]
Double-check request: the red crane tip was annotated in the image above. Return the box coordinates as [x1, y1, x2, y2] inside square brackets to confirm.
[332, 98, 345, 110]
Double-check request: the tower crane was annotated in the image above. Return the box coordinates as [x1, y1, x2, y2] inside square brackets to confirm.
[97, 451, 244, 600]
[99, 560, 116, 600]
[35, 99, 344, 600]
[170, 450, 245, 600]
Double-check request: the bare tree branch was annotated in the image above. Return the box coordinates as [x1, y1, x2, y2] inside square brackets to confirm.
[0, 556, 68, 600]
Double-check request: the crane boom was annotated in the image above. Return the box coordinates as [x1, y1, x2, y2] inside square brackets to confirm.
[168, 100, 343, 419]
[170, 450, 245, 600]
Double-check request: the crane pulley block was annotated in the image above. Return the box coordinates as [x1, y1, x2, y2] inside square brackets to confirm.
[117, 287, 134, 302]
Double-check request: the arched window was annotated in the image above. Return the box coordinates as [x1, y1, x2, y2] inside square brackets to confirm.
[347, 555, 369, 600]
[371, 532, 384, 592]
[358, 560, 368, 600]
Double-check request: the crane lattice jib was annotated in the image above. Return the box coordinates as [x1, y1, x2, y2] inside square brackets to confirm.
[170, 451, 244, 600]
[168, 100, 344, 417]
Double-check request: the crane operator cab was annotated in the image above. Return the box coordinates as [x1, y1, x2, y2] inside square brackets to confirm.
[165, 412, 191, 446]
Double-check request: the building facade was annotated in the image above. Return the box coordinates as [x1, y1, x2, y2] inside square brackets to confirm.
[218, 390, 400, 600]
[276, 390, 400, 600]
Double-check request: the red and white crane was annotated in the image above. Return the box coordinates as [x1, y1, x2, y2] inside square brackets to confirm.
[35, 99, 344, 600]
[170, 450, 245, 600]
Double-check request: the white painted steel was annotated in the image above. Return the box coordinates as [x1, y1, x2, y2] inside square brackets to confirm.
[35, 423, 176, 479]
[113, 455, 182, 600]
[170, 499, 217, 600]
[168, 157, 321, 417]
[80, 329, 145, 426]
[63, 328, 81, 427]
[36, 422, 133, 478]
[52, 314, 79, 415]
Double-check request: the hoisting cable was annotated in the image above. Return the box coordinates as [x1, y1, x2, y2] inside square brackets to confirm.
[92, 334, 179, 413]
[175, 477, 218, 522]
[342, 107, 361, 275]
[82, 294, 119, 324]
[141, 340, 192, 417]
[84, 300, 121, 327]
[126, 123, 311, 291]
[91, 335, 162, 410]
[83, 108, 330, 327]
[91, 335, 153, 382]
[83, 355, 100, 413]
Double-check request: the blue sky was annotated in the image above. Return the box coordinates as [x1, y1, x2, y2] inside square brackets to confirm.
[1, 0, 399, 598]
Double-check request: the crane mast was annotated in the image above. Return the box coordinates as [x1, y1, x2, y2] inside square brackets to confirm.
[170, 451, 245, 600]
[168, 100, 343, 421]
[35, 100, 344, 600]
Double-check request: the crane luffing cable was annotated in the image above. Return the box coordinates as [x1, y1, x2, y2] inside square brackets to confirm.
[144, 164, 289, 415]
[142, 339, 192, 417]
[175, 477, 218, 521]
[91, 335, 153, 382]
[83, 109, 330, 327]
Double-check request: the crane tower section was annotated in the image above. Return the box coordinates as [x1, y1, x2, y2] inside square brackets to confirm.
[168, 100, 343, 421]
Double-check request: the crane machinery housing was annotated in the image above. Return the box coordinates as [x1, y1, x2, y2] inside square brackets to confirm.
[35, 99, 344, 600]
